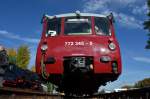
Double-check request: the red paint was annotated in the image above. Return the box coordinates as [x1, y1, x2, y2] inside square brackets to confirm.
[36, 13, 122, 92]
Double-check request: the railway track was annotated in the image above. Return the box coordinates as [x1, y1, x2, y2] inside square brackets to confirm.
[0, 87, 63, 99]
[92, 87, 150, 99]
[0, 87, 149, 99]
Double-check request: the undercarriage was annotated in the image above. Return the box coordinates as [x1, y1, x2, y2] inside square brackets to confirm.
[47, 56, 119, 95]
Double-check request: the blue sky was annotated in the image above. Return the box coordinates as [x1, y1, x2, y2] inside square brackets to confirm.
[0, 0, 150, 91]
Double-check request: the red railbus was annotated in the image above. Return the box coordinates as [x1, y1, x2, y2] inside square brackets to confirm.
[36, 11, 122, 95]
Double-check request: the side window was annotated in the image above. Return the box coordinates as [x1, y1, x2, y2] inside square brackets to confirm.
[47, 18, 61, 36]
[94, 17, 110, 36]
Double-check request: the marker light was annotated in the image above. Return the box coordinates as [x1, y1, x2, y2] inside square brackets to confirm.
[109, 42, 116, 50]
[41, 44, 48, 52]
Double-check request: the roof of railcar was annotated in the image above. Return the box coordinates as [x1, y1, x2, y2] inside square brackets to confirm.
[45, 12, 107, 19]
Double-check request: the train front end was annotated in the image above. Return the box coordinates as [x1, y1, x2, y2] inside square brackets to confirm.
[36, 12, 122, 94]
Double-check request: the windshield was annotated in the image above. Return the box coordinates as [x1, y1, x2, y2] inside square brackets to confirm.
[64, 17, 92, 35]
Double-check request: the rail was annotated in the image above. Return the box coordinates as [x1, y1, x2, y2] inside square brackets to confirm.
[92, 87, 150, 99]
[0, 87, 63, 99]
[0, 87, 149, 99]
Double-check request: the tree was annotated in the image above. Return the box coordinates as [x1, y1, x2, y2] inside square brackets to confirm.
[31, 65, 36, 72]
[144, 0, 150, 49]
[121, 85, 133, 89]
[134, 78, 150, 88]
[16, 45, 30, 69]
[7, 48, 17, 64]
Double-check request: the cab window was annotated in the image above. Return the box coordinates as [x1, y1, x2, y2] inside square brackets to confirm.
[46, 18, 61, 36]
[94, 17, 110, 36]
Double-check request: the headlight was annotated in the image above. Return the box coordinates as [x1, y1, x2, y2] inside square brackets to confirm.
[100, 56, 111, 63]
[109, 43, 116, 50]
[41, 44, 48, 51]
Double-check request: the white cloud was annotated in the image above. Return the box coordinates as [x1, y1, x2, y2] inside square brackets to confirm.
[0, 30, 39, 43]
[82, 0, 146, 29]
[133, 57, 150, 64]
[115, 0, 136, 4]
[132, 3, 148, 15]
[82, 0, 139, 12]
[82, 0, 110, 12]
[0, 30, 9, 34]
[113, 12, 142, 29]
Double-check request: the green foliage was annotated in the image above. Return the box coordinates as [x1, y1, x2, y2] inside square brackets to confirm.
[134, 78, 150, 88]
[121, 78, 150, 89]
[144, 0, 150, 49]
[121, 85, 133, 89]
[16, 45, 30, 69]
[7, 45, 30, 69]
[47, 82, 54, 92]
[7, 48, 17, 64]
[31, 65, 36, 72]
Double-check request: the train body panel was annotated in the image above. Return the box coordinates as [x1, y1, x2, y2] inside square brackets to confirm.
[36, 12, 122, 94]
[37, 36, 121, 74]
